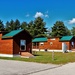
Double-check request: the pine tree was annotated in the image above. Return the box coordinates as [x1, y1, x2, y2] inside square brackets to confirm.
[0, 20, 4, 31]
[5, 21, 10, 31]
[51, 21, 70, 37]
[27, 21, 34, 36]
[71, 27, 75, 36]
[14, 19, 20, 29]
[21, 22, 28, 30]
[33, 17, 47, 37]
[9, 19, 15, 30]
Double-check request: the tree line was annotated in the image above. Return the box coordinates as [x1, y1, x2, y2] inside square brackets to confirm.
[0, 17, 75, 38]
[0, 17, 47, 37]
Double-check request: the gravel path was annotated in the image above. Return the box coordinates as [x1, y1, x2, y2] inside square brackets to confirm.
[0, 59, 59, 75]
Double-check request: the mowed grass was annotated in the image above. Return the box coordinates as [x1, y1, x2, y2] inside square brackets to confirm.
[0, 52, 75, 64]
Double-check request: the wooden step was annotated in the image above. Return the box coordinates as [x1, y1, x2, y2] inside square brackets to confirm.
[72, 49, 75, 50]
[21, 52, 34, 58]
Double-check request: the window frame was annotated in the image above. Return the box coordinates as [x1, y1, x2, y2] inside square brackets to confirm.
[40, 42, 44, 46]
[20, 40, 26, 51]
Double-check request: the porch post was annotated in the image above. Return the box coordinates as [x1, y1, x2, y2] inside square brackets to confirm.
[32, 43, 33, 49]
[36, 42, 37, 49]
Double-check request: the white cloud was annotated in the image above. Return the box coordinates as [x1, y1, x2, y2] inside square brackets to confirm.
[34, 12, 44, 18]
[45, 14, 49, 18]
[26, 14, 30, 17]
[68, 18, 75, 24]
[34, 12, 49, 18]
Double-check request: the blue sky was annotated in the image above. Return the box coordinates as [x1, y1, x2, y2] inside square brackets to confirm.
[0, 0, 75, 29]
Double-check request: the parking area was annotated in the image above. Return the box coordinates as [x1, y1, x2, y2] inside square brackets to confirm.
[0, 59, 59, 75]
[30, 62, 75, 75]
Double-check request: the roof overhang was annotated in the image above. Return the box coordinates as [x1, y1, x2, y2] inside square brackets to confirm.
[60, 36, 73, 42]
[32, 37, 47, 42]
[2, 29, 32, 39]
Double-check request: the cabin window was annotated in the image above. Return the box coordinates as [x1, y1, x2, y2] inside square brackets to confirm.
[40, 42, 44, 46]
[20, 40, 26, 51]
[33, 42, 39, 46]
[33, 43, 36, 46]
[50, 42, 53, 45]
[71, 42, 74, 48]
[50, 38, 55, 40]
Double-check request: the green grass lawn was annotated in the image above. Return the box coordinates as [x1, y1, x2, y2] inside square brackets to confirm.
[0, 52, 75, 64]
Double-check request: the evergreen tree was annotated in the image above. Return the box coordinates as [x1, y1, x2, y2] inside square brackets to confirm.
[9, 19, 15, 31]
[27, 21, 34, 36]
[14, 19, 20, 29]
[65, 27, 71, 36]
[6, 19, 21, 31]
[0, 20, 4, 31]
[21, 22, 28, 30]
[51, 21, 69, 37]
[5, 21, 10, 31]
[33, 17, 47, 37]
[71, 27, 75, 36]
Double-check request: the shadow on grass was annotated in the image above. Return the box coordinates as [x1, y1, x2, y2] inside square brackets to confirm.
[33, 54, 40, 56]
[32, 51, 42, 56]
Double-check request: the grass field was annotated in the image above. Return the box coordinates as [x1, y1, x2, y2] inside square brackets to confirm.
[0, 52, 75, 64]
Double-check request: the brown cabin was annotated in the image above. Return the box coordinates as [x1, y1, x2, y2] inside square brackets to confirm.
[32, 36, 75, 52]
[0, 29, 32, 57]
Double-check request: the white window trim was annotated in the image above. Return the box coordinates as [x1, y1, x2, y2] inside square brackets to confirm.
[50, 38, 55, 40]
[50, 42, 53, 45]
[40, 42, 44, 46]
